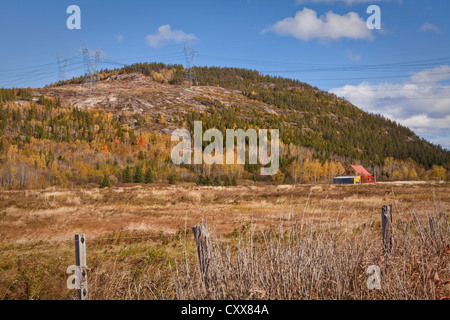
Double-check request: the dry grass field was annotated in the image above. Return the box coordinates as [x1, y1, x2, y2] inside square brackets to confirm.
[0, 182, 448, 300]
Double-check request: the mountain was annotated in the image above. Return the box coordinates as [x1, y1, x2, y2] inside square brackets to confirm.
[53, 63, 450, 165]
[0, 62, 448, 189]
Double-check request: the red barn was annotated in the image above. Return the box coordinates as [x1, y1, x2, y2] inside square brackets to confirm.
[343, 165, 375, 184]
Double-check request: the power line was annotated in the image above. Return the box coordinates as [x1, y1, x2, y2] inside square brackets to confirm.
[201, 54, 450, 71]
[103, 53, 185, 66]
[294, 73, 450, 82]
[1, 49, 450, 91]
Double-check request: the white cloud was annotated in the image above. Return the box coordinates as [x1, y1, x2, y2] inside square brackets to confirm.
[329, 66, 450, 148]
[347, 52, 362, 61]
[115, 34, 124, 43]
[420, 22, 442, 34]
[411, 65, 450, 83]
[145, 25, 197, 48]
[264, 8, 373, 41]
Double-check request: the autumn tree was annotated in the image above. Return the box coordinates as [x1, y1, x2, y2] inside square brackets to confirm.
[271, 170, 285, 185]
[431, 165, 446, 181]
[286, 159, 301, 184]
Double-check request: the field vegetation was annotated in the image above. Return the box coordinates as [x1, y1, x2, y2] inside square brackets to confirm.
[0, 182, 448, 300]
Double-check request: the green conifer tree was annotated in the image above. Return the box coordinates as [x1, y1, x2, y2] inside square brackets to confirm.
[123, 165, 132, 183]
[134, 165, 145, 183]
[145, 169, 154, 184]
[168, 173, 176, 185]
[100, 175, 111, 188]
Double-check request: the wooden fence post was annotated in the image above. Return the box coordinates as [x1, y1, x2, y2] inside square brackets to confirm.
[75, 234, 88, 300]
[192, 224, 210, 282]
[429, 217, 436, 238]
[382, 205, 393, 254]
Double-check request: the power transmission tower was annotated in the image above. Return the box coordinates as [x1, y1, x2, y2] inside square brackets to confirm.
[55, 56, 70, 83]
[182, 45, 199, 87]
[77, 47, 104, 95]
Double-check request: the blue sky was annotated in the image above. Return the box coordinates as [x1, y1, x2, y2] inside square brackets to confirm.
[0, 0, 449, 148]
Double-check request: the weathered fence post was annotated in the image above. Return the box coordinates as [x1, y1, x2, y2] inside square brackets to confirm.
[192, 224, 210, 282]
[429, 217, 436, 238]
[382, 205, 393, 254]
[75, 234, 88, 300]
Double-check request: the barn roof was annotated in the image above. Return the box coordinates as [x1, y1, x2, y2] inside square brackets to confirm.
[349, 165, 372, 176]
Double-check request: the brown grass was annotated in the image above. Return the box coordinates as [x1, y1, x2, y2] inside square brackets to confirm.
[173, 212, 449, 300]
[0, 182, 448, 300]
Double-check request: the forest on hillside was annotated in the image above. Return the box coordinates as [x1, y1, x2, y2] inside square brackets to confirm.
[53, 62, 450, 167]
[0, 85, 448, 189]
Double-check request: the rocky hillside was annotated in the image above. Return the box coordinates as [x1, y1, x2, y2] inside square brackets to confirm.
[41, 63, 449, 169]
[37, 73, 281, 136]
[0, 63, 448, 189]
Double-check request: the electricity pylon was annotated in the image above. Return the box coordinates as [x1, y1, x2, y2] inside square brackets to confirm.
[77, 47, 104, 95]
[55, 56, 70, 83]
[182, 45, 199, 87]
